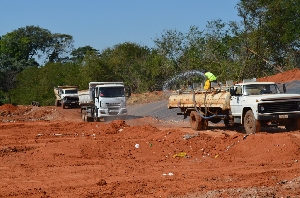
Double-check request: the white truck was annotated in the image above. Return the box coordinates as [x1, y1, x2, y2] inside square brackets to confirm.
[168, 80, 300, 134]
[54, 86, 79, 109]
[79, 82, 130, 122]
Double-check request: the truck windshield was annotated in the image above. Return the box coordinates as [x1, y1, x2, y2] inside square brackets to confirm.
[65, 90, 78, 94]
[244, 84, 280, 95]
[99, 87, 124, 97]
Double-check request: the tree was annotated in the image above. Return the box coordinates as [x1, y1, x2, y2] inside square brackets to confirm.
[202, 19, 246, 81]
[0, 25, 52, 61]
[10, 66, 41, 105]
[79, 51, 109, 89]
[153, 28, 185, 74]
[99, 42, 153, 93]
[47, 33, 74, 63]
[237, 0, 300, 76]
[0, 26, 74, 103]
[70, 45, 99, 63]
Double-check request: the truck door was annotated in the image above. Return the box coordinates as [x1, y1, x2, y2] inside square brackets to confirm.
[94, 88, 100, 108]
[230, 85, 243, 117]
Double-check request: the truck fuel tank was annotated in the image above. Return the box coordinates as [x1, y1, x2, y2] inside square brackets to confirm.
[168, 90, 231, 110]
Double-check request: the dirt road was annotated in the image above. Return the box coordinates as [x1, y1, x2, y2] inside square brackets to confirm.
[1, 103, 300, 198]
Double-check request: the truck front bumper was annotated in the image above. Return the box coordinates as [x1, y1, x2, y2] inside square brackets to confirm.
[257, 113, 300, 120]
[98, 108, 127, 120]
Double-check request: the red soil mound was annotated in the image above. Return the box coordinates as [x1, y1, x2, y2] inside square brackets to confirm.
[258, 68, 300, 82]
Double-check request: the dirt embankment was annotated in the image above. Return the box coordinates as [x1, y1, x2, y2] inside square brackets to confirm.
[257, 68, 300, 82]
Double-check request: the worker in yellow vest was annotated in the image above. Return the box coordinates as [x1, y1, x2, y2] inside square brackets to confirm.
[203, 70, 217, 90]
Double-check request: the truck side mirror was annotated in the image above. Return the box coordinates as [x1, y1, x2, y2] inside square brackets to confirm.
[229, 87, 236, 96]
[92, 88, 96, 102]
[127, 87, 131, 97]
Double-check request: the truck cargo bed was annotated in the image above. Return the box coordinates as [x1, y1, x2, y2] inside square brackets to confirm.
[78, 90, 93, 105]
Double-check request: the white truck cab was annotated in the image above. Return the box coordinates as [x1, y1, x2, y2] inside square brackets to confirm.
[230, 81, 300, 133]
[54, 86, 79, 108]
[79, 82, 130, 122]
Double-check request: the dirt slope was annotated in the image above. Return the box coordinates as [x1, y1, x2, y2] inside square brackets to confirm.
[258, 68, 300, 82]
[1, 69, 300, 197]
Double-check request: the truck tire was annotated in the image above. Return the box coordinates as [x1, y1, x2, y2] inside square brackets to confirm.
[190, 111, 203, 131]
[224, 119, 229, 127]
[202, 119, 208, 130]
[244, 110, 261, 134]
[86, 117, 94, 122]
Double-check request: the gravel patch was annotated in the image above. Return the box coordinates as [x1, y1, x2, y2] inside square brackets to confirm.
[127, 100, 185, 122]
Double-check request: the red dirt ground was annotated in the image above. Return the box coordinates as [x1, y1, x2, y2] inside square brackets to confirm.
[1, 69, 300, 197]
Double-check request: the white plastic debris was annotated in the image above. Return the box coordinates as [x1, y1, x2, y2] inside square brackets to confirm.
[163, 173, 174, 176]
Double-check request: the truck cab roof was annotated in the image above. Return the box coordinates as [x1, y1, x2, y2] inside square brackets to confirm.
[235, 82, 276, 86]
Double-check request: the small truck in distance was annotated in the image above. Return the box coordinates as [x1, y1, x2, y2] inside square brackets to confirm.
[168, 80, 300, 134]
[79, 82, 130, 122]
[54, 86, 79, 109]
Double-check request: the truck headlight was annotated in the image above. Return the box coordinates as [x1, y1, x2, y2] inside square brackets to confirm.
[259, 105, 264, 112]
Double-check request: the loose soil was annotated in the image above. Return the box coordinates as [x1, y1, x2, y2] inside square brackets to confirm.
[1, 69, 300, 197]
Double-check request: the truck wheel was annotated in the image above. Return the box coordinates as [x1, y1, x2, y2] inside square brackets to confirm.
[224, 119, 229, 127]
[210, 118, 221, 124]
[244, 110, 261, 134]
[86, 117, 94, 122]
[190, 111, 203, 131]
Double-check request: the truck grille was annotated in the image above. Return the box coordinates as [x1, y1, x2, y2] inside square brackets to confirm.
[258, 101, 300, 113]
[66, 97, 79, 101]
[108, 107, 120, 115]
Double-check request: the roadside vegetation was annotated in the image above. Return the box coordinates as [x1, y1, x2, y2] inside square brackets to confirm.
[0, 0, 299, 106]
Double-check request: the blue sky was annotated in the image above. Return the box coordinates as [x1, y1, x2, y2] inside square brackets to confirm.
[0, 0, 240, 52]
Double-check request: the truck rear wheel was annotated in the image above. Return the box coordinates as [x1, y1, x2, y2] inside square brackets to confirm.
[86, 117, 94, 122]
[55, 100, 60, 107]
[190, 111, 205, 131]
[244, 110, 261, 134]
[224, 119, 229, 127]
